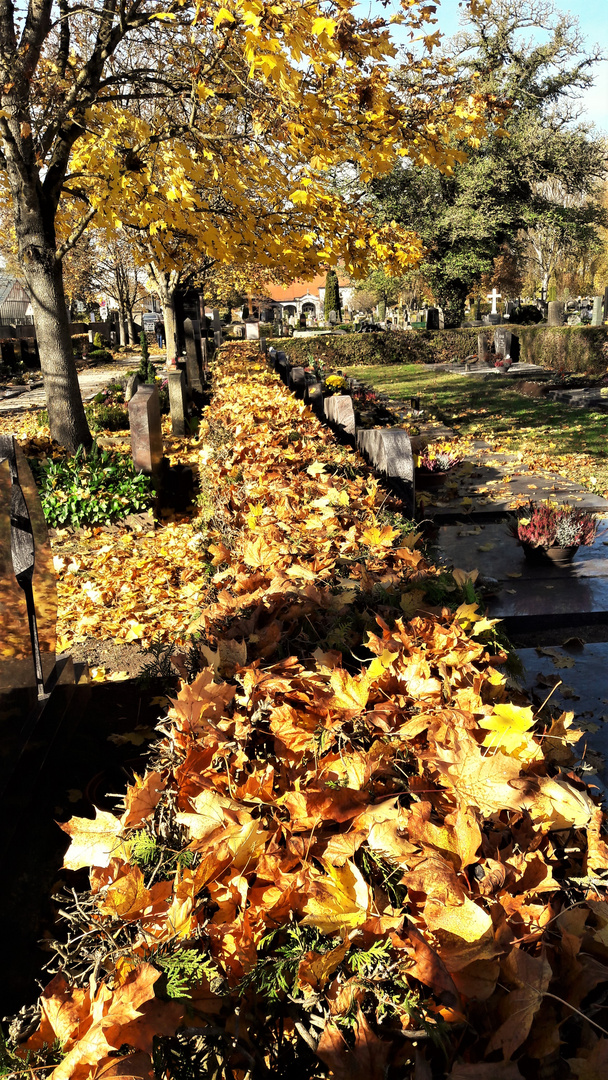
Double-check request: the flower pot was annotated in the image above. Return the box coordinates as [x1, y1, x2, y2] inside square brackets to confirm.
[520, 541, 579, 565]
[416, 464, 457, 490]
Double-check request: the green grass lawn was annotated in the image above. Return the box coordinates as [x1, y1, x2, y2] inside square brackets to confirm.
[345, 363, 608, 494]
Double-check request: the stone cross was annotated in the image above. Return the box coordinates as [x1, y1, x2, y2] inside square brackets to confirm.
[487, 288, 501, 315]
[183, 317, 203, 393]
[168, 369, 188, 436]
[128, 385, 163, 477]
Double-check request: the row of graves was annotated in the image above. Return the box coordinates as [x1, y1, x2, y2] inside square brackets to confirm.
[266, 338, 608, 803]
[3, 331, 608, 1010]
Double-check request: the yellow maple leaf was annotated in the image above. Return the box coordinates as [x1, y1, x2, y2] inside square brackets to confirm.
[360, 524, 399, 549]
[479, 703, 535, 755]
[302, 860, 369, 933]
[61, 808, 131, 871]
[329, 668, 370, 712]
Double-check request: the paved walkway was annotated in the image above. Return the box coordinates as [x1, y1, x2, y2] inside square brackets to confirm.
[0, 363, 137, 413]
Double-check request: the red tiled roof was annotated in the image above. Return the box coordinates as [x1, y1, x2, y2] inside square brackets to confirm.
[258, 274, 349, 302]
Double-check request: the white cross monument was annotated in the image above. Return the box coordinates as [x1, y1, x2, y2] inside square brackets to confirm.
[487, 288, 501, 315]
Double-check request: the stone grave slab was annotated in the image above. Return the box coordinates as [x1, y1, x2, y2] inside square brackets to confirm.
[324, 394, 356, 436]
[357, 428, 415, 515]
[436, 520, 608, 627]
[518, 642, 608, 794]
[422, 449, 608, 520]
[546, 387, 605, 409]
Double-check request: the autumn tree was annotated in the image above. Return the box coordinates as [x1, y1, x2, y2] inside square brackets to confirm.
[0, 0, 493, 451]
[368, 0, 606, 324]
[89, 235, 147, 346]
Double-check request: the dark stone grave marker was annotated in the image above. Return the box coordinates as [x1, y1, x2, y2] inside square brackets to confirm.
[494, 327, 520, 363]
[183, 317, 203, 393]
[128, 385, 163, 477]
[289, 366, 306, 399]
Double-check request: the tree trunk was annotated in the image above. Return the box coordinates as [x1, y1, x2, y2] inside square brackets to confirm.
[119, 308, 128, 346]
[24, 252, 92, 452]
[127, 310, 138, 345]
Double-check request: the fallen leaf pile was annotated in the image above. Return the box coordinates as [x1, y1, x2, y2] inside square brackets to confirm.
[15, 344, 608, 1079]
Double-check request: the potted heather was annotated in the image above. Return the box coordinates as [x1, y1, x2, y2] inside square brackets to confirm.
[511, 500, 598, 564]
[415, 446, 463, 489]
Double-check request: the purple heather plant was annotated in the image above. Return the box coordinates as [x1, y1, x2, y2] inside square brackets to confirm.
[513, 501, 598, 549]
[418, 450, 462, 472]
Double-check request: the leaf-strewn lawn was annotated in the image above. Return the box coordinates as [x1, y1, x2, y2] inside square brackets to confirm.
[345, 363, 608, 496]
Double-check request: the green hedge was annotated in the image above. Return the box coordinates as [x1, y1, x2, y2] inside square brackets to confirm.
[271, 325, 608, 375]
[517, 325, 608, 375]
[271, 330, 478, 367]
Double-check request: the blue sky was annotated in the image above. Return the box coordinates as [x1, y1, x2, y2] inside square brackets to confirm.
[364, 0, 608, 132]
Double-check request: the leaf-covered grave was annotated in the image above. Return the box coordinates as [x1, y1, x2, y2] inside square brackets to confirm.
[13, 343, 608, 1080]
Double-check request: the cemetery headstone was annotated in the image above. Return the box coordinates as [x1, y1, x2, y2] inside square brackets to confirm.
[214, 330, 223, 348]
[183, 317, 203, 393]
[356, 428, 415, 517]
[477, 332, 488, 364]
[299, 313, 307, 329]
[323, 394, 356, 438]
[592, 296, 603, 327]
[245, 322, 260, 340]
[212, 308, 222, 332]
[329, 310, 338, 325]
[426, 308, 440, 330]
[128, 385, 163, 477]
[547, 301, 565, 327]
[168, 370, 188, 436]
[494, 327, 520, 363]
[200, 336, 209, 379]
[125, 372, 144, 402]
[289, 366, 306, 399]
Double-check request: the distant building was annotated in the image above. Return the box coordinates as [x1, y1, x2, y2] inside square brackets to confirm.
[0, 274, 32, 324]
[250, 274, 354, 321]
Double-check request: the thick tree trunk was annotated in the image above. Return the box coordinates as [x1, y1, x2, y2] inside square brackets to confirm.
[24, 252, 92, 452]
